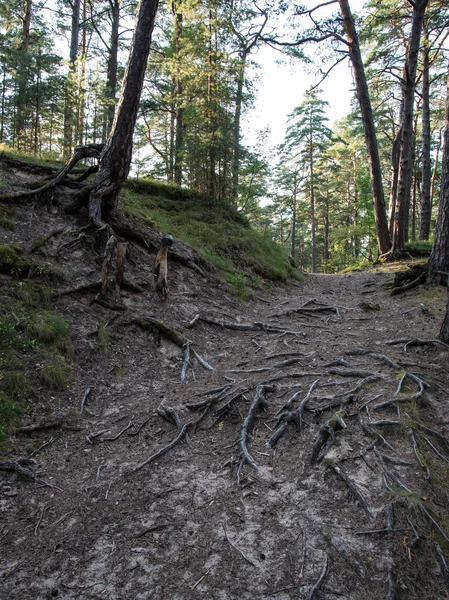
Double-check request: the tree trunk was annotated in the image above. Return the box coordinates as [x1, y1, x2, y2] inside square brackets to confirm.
[428, 66, 449, 285]
[291, 172, 298, 260]
[105, 0, 120, 136]
[63, 0, 81, 158]
[389, 125, 402, 235]
[324, 191, 330, 265]
[207, 8, 216, 198]
[231, 53, 247, 205]
[419, 22, 431, 240]
[173, 0, 184, 185]
[441, 286, 449, 344]
[310, 134, 317, 273]
[337, 0, 390, 255]
[16, 0, 32, 150]
[69, 0, 160, 224]
[391, 0, 429, 255]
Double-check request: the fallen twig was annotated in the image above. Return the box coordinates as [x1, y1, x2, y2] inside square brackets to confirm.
[129, 405, 211, 473]
[80, 387, 91, 414]
[29, 436, 58, 458]
[101, 421, 136, 442]
[305, 554, 328, 600]
[222, 521, 257, 567]
[328, 462, 370, 514]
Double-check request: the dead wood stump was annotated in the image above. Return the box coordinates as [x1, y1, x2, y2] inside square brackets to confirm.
[154, 234, 174, 301]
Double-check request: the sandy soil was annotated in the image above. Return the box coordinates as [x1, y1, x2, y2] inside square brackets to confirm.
[1, 173, 449, 600]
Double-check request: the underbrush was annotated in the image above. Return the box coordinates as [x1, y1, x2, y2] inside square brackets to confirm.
[0, 278, 72, 455]
[122, 178, 297, 290]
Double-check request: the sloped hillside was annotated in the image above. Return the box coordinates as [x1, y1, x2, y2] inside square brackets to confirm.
[1, 153, 449, 600]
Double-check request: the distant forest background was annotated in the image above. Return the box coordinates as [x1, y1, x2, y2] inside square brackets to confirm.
[0, 0, 448, 273]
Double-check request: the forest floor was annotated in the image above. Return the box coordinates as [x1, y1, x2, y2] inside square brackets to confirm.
[1, 163, 449, 600]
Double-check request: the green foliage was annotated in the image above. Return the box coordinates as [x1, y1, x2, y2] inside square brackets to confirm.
[0, 243, 64, 280]
[0, 276, 71, 453]
[405, 240, 433, 257]
[122, 180, 295, 283]
[225, 272, 248, 300]
[0, 205, 16, 230]
[0, 390, 25, 453]
[39, 356, 71, 390]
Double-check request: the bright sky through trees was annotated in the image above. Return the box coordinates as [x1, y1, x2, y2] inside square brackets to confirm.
[245, 0, 365, 148]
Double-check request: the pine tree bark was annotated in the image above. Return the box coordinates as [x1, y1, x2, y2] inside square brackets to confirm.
[16, 0, 32, 150]
[428, 66, 449, 285]
[391, 0, 429, 255]
[63, 0, 81, 158]
[419, 22, 431, 240]
[68, 0, 160, 225]
[173, 0, 184, 185]
[441, 289, 449, 344]
[337, 0, 390, 255]
[105, 0, 120, 136]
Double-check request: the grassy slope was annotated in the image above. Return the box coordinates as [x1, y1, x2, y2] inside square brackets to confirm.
[0, 150, 298, 453]
[123, 177, 297, 290]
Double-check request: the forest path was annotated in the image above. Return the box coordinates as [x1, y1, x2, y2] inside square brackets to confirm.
[1, 203, 449, 600]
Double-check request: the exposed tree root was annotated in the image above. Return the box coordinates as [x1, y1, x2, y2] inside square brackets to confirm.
[128, 404, 211, 473]
[329, 367, 378, 378]
[305, 554, 328, 600]
[410, 428, 430, 479]
[311, 411, 347, 463]
[16, 414, 81, 433]
[0, 458, 37, 481]
[154, 234, 174, 301]
[435, 542, 449, 587]
[79, 388, 91, 414]
[131, 315, 214, 377]
[28, 227, 70, 254]
[227, 357, 303, 374]
[373, 371, 426, 411]
[385, 568, 397, 600]
[55, 278, 143, 297]
[266, 379, 320, 448]
[385, 338, 449, 351]
[109, 215, 208, 277]
[328, 461, 371, 514]
[239, 384, 274, 472]
[200, 316, 306, 337]
[1, 144, 103, 203]
[269, 299, 340, 319]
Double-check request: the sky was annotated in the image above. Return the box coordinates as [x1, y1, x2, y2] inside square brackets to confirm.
[244, 48, 355, 150]
[244, 0, 366, 151]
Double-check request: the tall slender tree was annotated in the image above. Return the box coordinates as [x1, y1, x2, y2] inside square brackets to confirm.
[391, 0, 429, 255]
[338, 0, 391, 256]
[67, 0, 160, 224]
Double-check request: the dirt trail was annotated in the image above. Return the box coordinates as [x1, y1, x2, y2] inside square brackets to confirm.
[1, 199, 449, 600]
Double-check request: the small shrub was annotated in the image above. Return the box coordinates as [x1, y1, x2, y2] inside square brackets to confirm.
[28, 312, 70, 344]
[226, 272, 248, 300]
[39, 356, 70, 390]
[0, 390, 23, 453]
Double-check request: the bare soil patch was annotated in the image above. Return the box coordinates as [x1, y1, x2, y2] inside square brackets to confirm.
[1, 177, 449, 600]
